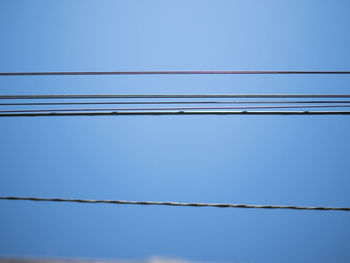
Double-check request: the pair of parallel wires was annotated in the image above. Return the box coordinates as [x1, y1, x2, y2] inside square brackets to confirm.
[1, 70, 350, 212]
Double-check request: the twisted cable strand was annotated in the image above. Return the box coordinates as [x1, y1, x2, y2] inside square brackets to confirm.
[0, 197, 349, 212]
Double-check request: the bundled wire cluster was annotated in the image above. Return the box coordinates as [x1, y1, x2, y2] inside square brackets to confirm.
[1, 71, 350, 117]
[2, 94, 350, 117]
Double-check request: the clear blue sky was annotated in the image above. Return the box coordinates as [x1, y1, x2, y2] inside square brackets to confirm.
[0, 1, 350, 263]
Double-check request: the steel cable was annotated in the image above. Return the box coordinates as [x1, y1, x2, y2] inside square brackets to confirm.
[2, 104, 350, 113]
[2, 94, 350, 99]
[2, 110, 350, 117]
[0, 197, 349, 212]
[2, 100, 350, 106]
[1, 70, 350, 76]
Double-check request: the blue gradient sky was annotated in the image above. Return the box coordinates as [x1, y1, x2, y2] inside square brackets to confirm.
[0, 1, 350, 263]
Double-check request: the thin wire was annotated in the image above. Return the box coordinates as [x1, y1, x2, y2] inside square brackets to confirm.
[2, 100, 350, 106]
[1, 70, 350, 76]
[2, 104, 350, 113]
[0, 197, 349, 212]
[1, 110, 350, 117]
[2, 94, 350, 99]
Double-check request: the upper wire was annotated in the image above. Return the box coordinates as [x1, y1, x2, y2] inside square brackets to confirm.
[1, 70, 350, 76]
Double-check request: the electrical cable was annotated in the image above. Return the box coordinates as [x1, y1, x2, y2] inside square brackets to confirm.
[0, 196, 349, 212]
[2, 100, 350, 106]
[1, 70, 350, 76]
[2, 94, 350, 99]
[1, 110, 350, 117]
[2, 104, 350, 113]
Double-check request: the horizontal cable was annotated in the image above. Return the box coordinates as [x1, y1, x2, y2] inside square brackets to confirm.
[2, 104, 350, 113]
[1, 70, 350, 76]
[2, 94, 350, 99]
[1, 110, 350, 117]
[0, 196, 349, 212]
[2, 100, 350, 106]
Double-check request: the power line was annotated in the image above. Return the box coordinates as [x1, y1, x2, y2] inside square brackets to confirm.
[1, 70, 350, 76]
[1, 110, 350, 117]
[0, 196, 349, 212]
[2, 94, 350, 99]
[2, 104, 350, 113]
[2, 100, 350, 106]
